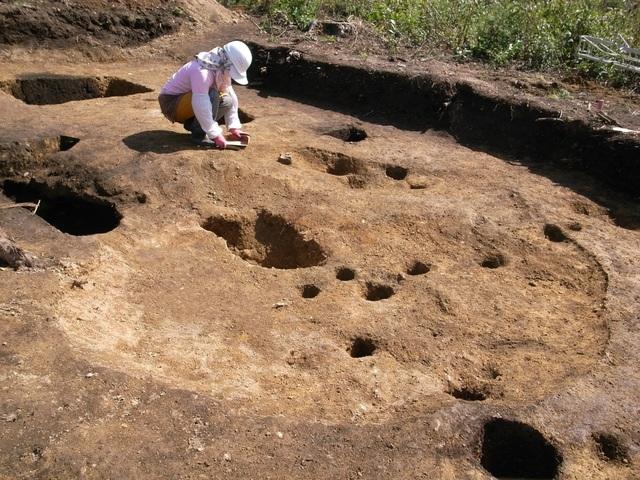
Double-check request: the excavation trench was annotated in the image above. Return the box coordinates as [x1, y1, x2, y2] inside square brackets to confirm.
[201, 210, 327, 269]
[1, 180, 122, 236]
[0, 75, 152, 105]
[247, 41, 640, 198]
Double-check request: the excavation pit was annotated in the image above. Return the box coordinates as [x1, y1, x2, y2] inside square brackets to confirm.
[385, 165, 408, 180]
[238, 109, 255, 124]
[201, 211, 327, 270]
[301, 284, 321, 299]
[0, 75, 152, 105]
[448, 385, 487, 401]
[336, 267, 356, 281]
[544, 224, 568, 243]
[593, 433, 630, 463]
[301, 148, 365, 176]
[364, 282, 395, 301]
[1, 33, 635, 480]
[481, 254, 507, 269]
[1, 180, 122, 236]
[407, 261, 430, 275]
[328, 126, 367, 143]
[349, 337, 377, 358]
[481, 418, 562, 479]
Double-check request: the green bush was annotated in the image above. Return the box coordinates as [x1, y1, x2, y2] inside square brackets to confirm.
[221, 0, 640, 86]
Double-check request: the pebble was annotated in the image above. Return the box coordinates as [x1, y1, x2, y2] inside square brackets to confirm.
[3, 412, 18, 422]
[277, 153, 292, 165]
[275, 431, 284, 439]
[223, 453, 231, 462]
[85, 372, 97, 378]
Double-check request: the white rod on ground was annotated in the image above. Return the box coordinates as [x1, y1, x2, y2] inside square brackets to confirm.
[0, 200, 41, 214]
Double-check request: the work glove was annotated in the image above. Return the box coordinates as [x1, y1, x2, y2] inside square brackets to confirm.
[213, 134, 227, 149]
[229, 128, 247, 140]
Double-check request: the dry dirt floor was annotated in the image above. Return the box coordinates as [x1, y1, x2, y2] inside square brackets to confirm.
[0, 10, 639, 480]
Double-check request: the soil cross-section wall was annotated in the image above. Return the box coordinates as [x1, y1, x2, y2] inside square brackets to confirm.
[0, 0, 187, 46]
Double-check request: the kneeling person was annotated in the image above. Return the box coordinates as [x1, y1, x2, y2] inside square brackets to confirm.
[158, 40, 252, 148]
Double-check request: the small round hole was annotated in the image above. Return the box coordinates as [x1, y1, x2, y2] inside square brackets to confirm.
[349, 337, 376, 358]
[544, 224, 568, 242]
[593, 433, 630, 463]
[336, 267, 356, 281]
[385, 165, 408, 180]
[407, 261, 430, 275]
[448, 385, 487, 401]
[364, 282, 394, 301]
[481, 254, 507, 269]
[300, 284, 320, 299]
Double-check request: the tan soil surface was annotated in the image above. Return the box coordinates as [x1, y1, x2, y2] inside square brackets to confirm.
[0, 2, 639, 479]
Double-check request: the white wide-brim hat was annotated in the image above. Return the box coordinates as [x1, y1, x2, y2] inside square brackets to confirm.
[223, 41, 252, 85]
[229, 63, 248, 85]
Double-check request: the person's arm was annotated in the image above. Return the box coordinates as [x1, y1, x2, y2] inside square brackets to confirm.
[190, 67, 225, 142]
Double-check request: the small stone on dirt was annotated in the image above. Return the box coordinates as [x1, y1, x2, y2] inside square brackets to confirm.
[278, 153, 292, 165]
[3, 412, 18, 422]
[85, 372, 97, 378]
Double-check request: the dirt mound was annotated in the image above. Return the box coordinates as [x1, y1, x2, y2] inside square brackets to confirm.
[0, 0, 190, 46]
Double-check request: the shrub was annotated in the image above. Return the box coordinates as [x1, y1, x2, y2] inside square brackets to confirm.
[221, 0, 640, 87]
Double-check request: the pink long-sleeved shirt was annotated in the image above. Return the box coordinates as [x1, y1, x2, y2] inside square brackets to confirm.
[161, 60, 241, 139]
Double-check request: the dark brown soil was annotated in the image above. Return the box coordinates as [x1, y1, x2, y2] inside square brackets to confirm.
[0, 0, 187, 46]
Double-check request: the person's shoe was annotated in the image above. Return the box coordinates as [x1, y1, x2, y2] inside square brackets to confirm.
[183, 117, 195, 132]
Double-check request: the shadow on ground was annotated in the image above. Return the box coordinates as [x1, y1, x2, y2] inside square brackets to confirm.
[123, 130, 195, 154]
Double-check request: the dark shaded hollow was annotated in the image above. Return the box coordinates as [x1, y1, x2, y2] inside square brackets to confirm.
[328, 157, 358, 175]
[448, 385, 487, 401]
[568, 221, 583, 231]
[1, 180, 122, 236]
[364, 282, 394, 301]
[593, 433, 630, 463]
[336, 266, 356, 281]
[481, 253, 507, 269]
[59, 136, 80, 151]
[385, 165, 408, 180]
[0, 75, 152, 105]
[301, 284, 321, 299]
[201, 211, 327, 269]
[481, 418, 562, 479]
[328, 126, 367, 142]
[543, 223, 568, 242]
[238, 108, 255, 124]
[349, 337, 376, 358]
[611, 210, 640, 230]
[303, 148, 364, 176]
[407, 261, 430, 275]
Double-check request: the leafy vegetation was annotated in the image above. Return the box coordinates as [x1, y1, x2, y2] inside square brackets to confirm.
[222, 0, 640, 86]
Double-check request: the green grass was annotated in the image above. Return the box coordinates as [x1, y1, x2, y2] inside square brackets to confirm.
[222, 0, 640, 87]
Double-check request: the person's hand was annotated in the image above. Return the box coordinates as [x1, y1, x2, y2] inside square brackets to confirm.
[213, 135, 227, 149]
[229, 128, 247, 140]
